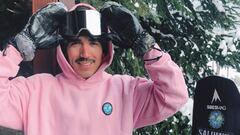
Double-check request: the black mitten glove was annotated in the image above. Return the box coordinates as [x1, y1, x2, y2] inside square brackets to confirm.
[13, 2, 67, 61]
[100, 1, 155, 58]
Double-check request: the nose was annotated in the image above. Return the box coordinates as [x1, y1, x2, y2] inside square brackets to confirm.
[80, 43, 91, 57]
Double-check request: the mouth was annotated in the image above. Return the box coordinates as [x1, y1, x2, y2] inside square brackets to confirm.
[75, 57, 95, 65]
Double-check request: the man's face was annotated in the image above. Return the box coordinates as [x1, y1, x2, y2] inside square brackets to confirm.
[66, 36, 103, 79]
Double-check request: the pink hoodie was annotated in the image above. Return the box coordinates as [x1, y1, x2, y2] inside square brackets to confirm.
[0, 3, 188, 135]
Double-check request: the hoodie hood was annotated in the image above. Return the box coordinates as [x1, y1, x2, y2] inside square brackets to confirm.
[56, 3, 113, 82]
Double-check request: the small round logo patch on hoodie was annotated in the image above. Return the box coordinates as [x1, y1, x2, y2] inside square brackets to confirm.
[102, 102, 113, 115]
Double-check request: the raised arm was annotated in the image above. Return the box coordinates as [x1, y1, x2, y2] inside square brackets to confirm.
[132, 46, 188, 128]
[0, 2, 67, 130]
[100, 1, 188, 129]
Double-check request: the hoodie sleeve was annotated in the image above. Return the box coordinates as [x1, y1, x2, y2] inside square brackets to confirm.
[0, 45, 29, 130]
[132, 44, 188, 129]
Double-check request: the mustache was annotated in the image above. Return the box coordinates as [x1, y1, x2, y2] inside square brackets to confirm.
[75, 57, 95, 64]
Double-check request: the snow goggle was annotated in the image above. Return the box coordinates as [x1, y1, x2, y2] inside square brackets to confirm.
[61, 9, 108, 39]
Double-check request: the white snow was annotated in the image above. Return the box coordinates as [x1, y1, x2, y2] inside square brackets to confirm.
[180, 98, 194, 125]
[218, 40, 228, 56]
[134, 2, 139, 8]
[191, 0, 202, 10]
[212, 0, 225, 12]
[180, 50, 185, 57]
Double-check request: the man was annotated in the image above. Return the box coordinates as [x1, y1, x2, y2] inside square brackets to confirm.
[0, 1, 188, 135]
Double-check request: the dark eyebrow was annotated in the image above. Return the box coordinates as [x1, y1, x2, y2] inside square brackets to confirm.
[67, 36, 101, 45]
[88, 35, 102, 42]
[68, 39, 82, 46]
